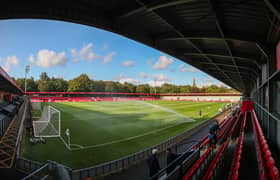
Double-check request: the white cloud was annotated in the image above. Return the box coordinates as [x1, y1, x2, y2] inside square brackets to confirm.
[54, 74, 65, 79]
[1, 56, 19, 72]
[113, 73, 124, 80]
[153, 56, 173, 70]
[203, 78, 215, 82]
[153, 74, 173, 81]
[70, 43, 97, 62]
[29, 49, 68, 68]
[122, 60, 134, 67]
[148, 74, 173, 87]
[148, 80, 167, 87]
[139, 72, 148, 78]
[178, 64, 198, 72]
[102, 52, 116, 64]
[195, 77, 228, 87]
[114, 73, 140, 84]
[120, 78, 140, 84]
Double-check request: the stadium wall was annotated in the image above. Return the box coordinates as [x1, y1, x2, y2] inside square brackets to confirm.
[27, 92, 241, 102]
[160, 96, 240, 102]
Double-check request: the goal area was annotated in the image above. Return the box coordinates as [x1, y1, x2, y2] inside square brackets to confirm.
[33, 105, 61, 138]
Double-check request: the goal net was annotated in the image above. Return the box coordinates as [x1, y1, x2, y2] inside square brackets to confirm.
[32, 102, 41, 110]
[33, 106, 61, 137]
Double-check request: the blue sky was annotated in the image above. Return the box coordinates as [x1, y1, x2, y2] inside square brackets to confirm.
[0, 19, 226, 87]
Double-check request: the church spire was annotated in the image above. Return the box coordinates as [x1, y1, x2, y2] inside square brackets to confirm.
[193, 77, 196, 87]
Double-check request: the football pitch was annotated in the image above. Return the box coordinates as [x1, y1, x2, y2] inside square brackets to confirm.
[23, 100, 226, 168]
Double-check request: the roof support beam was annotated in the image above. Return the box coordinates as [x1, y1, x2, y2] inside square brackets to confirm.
[201, 62, 259, 76]
[118, 0, 194, 18]
[210, 71, 256, 85]
[155, 33, 266, 45]
[208, 68, 256, 79]
[133, 0, 243, 91]
[263, 0, 280, 21]
[208, 0, 245, 89]
[183, 52, 261, 68]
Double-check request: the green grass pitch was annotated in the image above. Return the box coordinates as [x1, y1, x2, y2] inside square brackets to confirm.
[22, 100, 226, 168]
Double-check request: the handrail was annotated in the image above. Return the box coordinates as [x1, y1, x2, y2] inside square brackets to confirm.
[16, 97, 28, 157]
[200, 111, 237, 148]
[193, 113, 232, 149]
[254, 102, 280, 122]
[202, 140, 228, 180]
[149, 144, 199, 180]
[182, 146, 213, 180]
[21, 163, 49, 180]
[182, 110, 241, 180]
[199, 112, 236, 148]
[202, 111, 242, 180]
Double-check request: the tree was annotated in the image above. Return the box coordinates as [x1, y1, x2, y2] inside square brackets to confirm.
[136, 84, 150, 93]
[179, 85, 191, 93]
[205, 85, 220, 93]
[15, 78, 25, 90]
[67, 74, 93, 92]
[39, 72, 50, 81]
[94, 81, 105, 92]
[160, 83, 179, 93]
[122, 82, 136, 93]
[104, 81, 119, 92]
[26, 77, 38, 92]
[38, 72, 51, 91]
[51, 78, 68, 92]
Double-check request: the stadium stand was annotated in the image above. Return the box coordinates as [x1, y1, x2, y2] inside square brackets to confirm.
[179, 108, 279, 180]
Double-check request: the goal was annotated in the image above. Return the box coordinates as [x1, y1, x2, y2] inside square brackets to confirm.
[32, 102, 41, 110]
[33, 105, 61, 137]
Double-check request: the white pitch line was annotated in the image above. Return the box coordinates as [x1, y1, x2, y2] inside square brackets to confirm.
[69, 121, 190, 151]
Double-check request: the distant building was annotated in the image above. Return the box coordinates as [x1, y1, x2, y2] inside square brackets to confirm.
[192, 78, 197, 87]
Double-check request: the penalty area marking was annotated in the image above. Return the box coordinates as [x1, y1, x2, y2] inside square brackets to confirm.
[66, 121, 192, 151]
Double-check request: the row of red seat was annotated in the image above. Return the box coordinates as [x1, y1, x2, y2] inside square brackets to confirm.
[193, 111, 238, 150]
[202, 111, 242, 180]
[192, 113, 233, 149]
[227, 112, 247, 180]
[252, 111, 268, 180]
[251, 110, 279, 180]
[201, 112, 239, 148]
[181, 146, 214, 180]
[182, 109, 241, 180]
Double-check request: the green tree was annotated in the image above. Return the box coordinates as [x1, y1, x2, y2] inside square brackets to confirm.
[15, 78, 25, 90]
[51, 78, 68, 92]
[136, 84, 150, 93]
[104, 81, 120, 92]
[94, 81, 105, 92]
[122, 82, 136, 93]
[205, 85, 220, 93]
[160, 83, 179, 93]
[67, 74, 93, 92]
[179, 85, 191, 93]
[38, 72, 51, 91]
[26, 77, 38, 91]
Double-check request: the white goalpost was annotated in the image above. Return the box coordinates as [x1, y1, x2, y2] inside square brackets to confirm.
[33, 105, 61, 138]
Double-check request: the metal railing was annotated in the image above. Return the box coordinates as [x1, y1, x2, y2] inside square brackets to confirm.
[254, 102, 280, 146]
